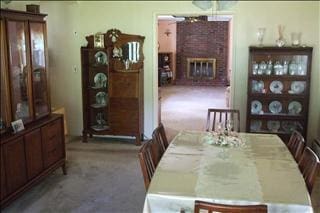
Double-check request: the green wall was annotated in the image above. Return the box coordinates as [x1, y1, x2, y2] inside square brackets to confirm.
[4, 1, 320, 143]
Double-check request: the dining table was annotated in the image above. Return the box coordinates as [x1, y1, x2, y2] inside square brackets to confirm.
[143, 130, 313, 213]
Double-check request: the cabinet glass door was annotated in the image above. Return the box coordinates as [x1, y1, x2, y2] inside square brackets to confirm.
[0, 20, 10, 130]
[7, 20, 32, 122]
[29, 22, 49, 118]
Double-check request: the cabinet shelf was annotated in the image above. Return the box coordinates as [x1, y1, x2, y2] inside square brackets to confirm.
[88, 86, 107, 90]
[249, 113, 304, 120]
[91, 125, 110, 131]
[249, 93, 306, 99]
[249, 75, 307, 80]
[250, 130, 291, 135]
[90, 104, 107, 109]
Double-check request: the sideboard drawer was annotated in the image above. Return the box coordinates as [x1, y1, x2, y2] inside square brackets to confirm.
[41, 118, 63, 168]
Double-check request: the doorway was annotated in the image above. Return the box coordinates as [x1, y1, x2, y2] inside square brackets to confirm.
[157, 14, 233, 141]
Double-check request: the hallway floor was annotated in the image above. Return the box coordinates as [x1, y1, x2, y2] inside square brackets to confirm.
[160, 85, 227, 141]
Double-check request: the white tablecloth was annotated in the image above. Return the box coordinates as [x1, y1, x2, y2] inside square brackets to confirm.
[143, 131, 312, 213]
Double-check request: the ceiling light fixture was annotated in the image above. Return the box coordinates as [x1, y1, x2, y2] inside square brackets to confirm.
[192, 0, 238, 11]
[164, 29, 172, 37]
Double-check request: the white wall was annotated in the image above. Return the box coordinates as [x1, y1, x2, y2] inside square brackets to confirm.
[5, 1, 320, 143]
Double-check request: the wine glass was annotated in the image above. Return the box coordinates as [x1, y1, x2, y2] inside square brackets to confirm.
[216, 122, 224, 134]
[257, 28, 266, 46]
[226, 119, 234, 134]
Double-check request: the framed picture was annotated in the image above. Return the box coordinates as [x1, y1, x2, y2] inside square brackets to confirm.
[11, 119, 25, 133]
[94, 32, 104, 48]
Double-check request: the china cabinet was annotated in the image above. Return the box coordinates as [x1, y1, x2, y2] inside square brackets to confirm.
[0, 9, 50, 131]
[0, 9, 66, 208]
[81, 29, 144, 145]
[246, 46, 312, 143]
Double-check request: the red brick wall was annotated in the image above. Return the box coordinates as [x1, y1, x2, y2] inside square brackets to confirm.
[176, 21, 229, 86]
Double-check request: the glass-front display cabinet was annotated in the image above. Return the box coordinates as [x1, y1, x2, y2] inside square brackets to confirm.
[246, 46, 313, 143]
[0, 9, 50, 133]
[81, 29, 144, 145]
[81, 48, 110, 134]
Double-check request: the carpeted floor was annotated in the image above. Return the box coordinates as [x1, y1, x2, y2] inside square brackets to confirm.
[2, 137, 146, 213]
[160, 85, 227, 141]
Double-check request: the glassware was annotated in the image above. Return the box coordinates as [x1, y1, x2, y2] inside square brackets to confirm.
[226, 119, 234, 134]
[291, 32, 301, 46]
[257, 28, 266, 46]
[276, 25, 286, 47]
[217, 122, 224, 134]
[283, 61, 288, 75]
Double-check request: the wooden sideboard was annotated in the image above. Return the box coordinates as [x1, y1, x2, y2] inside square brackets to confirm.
[0, 114, 66, 209]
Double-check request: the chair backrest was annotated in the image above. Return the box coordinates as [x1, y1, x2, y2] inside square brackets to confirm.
[312, 138, 320, 159]
[298, 147, 320, 194]
[206, 108, 240, 132]
[194, 200, 267, 213]
[152, 123, 169, 155]
[287, 130, 305, 163]
[138, 140, 156, 190]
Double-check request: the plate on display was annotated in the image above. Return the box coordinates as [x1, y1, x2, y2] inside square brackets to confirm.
[95, 51, 108, 65]
[93, 73, 107, 88]
[269, 101, 282, 114]
[288, 101, 302, 115]
[289, 81, 305, 94]
[250, 120, 262, 132]
[269, 81, 283, 94]
[267, 120, 280, 132]
[251, 100, 262, 114]
[252, 80, 264, 93]
[95, 92, 107, 105]
[282, 121, 301, 133]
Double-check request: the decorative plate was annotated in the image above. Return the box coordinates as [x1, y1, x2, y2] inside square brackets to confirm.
[93, 73, 107, 88]
[290, 81, 305, 94]
[269, 101, 282, 114]
[250, 120, 262, 132]
[251, 100, 262, 114]
[95, 51, 108, 65]
[95, 92, 107, 105]
[282, 121, 301, 133]
[267, 120, 280, 132]
[269, 81, 283, 94]
[288, 101, 302, 115]
[252, 80, 264, 93]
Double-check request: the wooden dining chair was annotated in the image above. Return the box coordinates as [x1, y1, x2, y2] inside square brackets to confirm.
[298, 147, 320, 194]
[206, 108, 240, 132]
[152, 123, 169, 155]
[287, 130, 305, 163]
[194, 200, 267, 213]
[138, 140, 156, 190]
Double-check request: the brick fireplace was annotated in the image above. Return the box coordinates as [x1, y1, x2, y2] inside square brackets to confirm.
[175, 21, 229, 86]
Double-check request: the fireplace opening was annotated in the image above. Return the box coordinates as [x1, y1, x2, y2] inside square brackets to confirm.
[187, 58, 216, 80]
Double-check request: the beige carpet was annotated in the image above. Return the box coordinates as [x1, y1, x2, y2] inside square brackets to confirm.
[160, 85, 227, 141]
[3, 137, 146, 213]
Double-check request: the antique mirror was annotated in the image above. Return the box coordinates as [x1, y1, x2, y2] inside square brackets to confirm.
[106, 29, 144, 71]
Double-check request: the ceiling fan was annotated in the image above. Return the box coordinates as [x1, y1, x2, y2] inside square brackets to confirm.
[192, 0, 238, 11]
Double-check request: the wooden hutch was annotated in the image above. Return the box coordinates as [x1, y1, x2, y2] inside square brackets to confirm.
[0, 9, 66, 208]
[246, 46, 312, 143]
[81, 29, 144, 145]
